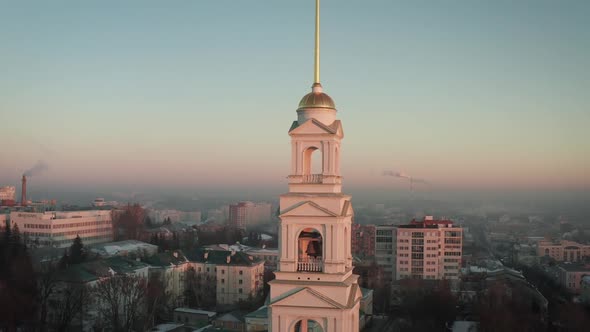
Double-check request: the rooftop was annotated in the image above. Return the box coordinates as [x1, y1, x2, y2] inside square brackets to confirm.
[557, 262, 590, 272]
[215, 311, 247, 323]
[174, 308, 216, 318]
[186, 248, 262, 267]
[88, 240, 158, 257]
[56, 256, 148, 283]
[244, 305, 268, 319]
[143, 251, 189, 267]
[398, 217, 456, 229]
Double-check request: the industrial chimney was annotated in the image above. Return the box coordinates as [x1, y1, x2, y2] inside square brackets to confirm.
[21, 175, 27, 206]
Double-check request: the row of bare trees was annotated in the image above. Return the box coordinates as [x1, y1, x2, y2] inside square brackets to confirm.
[37, 265, 152, 332]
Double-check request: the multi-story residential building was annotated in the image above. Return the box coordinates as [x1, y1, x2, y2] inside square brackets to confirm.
[0, 186, 16, 202]
[244, 247, 279, 269]
[537, 240, 590, 262]
[144, 251, 190, 306]
[557, 263, 590, 293]
[351, 224, 376, 257]
[187, 249, 265, 306]
[229, 203, 248, 229]
[229, 202, 272, 229]
[396, 216, 462, 280]
[10, 210, 113, 248]
[375, 225, 396, 283]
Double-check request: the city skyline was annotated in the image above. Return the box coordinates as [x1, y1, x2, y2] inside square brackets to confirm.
[1, 0, 589, 192]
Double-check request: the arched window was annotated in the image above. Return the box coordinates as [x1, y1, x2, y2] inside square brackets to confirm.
[297, 228, 323, 272]
[294, 319, 323, 332]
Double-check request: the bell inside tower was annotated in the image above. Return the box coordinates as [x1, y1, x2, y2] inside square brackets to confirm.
[297, 228, 323, 272]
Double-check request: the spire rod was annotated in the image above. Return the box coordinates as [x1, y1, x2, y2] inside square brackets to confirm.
[314, 0, 320, 84]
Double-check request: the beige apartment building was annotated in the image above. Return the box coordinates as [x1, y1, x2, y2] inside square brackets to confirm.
[396, 216, 462, 280]
[10, 210, 113, 248]
[187, 249, 265, 306]
[537, 240, 590, 262]
[229, 201, 272, 229]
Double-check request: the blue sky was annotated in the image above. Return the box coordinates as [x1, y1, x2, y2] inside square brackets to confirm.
[1, 0, 589, 192]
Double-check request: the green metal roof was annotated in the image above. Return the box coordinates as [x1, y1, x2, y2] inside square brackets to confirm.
[187, 248, 262, 267]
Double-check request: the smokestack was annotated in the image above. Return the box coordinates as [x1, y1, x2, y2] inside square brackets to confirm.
[21, 175, 27, 206]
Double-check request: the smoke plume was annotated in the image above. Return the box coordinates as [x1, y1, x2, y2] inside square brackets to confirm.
[23, 160, 49, 177]
[382, 170, 429, 184]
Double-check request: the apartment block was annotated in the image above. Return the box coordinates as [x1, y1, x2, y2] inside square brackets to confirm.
[187, 249, 265, 305]
[229, 202, 272, 229]
[375, 225, 396, 283]
[396, 216, 462, 280]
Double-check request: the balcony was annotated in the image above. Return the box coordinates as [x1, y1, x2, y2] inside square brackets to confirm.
[297, 258, 323, 272]
[302, 174, 323, 184]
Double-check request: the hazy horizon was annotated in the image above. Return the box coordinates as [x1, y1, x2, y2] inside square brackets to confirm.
[1, 0, 589, 192]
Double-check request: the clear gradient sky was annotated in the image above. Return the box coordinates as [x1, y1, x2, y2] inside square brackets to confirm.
[1, 0, 589, 193]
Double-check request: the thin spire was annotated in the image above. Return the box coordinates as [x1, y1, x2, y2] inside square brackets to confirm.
[314, 0, 320, 84]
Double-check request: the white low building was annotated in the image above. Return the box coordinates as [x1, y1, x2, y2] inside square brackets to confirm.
[10, 210, 113, 248]
[88, 240, 158, 258]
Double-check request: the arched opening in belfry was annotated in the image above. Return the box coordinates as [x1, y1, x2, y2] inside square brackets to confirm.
[297, 228, 323, 272]
[303, 147, 323, 180]
[294, 319, 323, 332]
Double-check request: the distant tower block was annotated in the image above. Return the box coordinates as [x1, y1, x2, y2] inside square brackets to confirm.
[268, 1, 361, 331]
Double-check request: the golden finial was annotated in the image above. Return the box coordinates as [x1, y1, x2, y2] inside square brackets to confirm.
[314, 0, 320, 84]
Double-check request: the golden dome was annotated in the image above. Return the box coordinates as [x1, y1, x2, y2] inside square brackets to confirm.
[297, 83, 336, 110]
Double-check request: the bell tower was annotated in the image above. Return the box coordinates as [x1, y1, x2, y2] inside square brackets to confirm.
[268, 1, 361, 331]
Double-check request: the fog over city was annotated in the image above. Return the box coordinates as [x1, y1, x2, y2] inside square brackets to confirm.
[2, 0, 590, 331]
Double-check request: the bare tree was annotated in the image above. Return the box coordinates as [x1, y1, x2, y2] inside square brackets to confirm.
[51, 283, 91, 331]
[145, 273, 174, 329]
[114, 204, 146, 241]
[94, 274, 148, 332]
[36, 263, 59, 331]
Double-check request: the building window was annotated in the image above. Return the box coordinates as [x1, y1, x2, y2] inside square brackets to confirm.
[239, 270, 243, 275]
[222, 269, 225, 274]
[221, 279, 225, 284]
[239, 280, 243, 284]
[239, 288, 243, 294]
